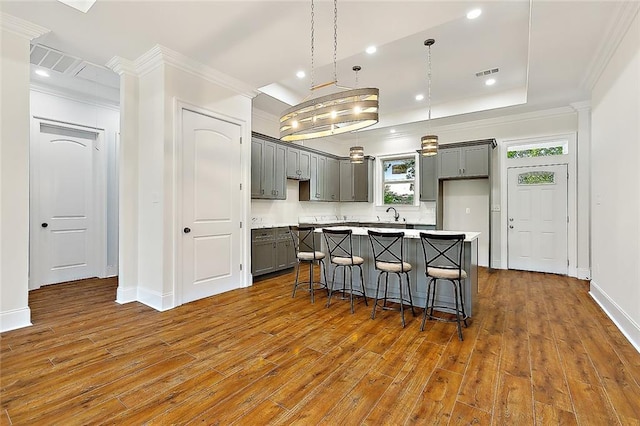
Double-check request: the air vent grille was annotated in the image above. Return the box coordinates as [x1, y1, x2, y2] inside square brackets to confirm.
[30, 44, 82, 74]
[475, 68, 499, 77]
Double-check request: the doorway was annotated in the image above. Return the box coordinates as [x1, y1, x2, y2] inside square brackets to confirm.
[178, 108, 243, 304]
[29, 119, 106, 288]
[507, 164, 568, 274]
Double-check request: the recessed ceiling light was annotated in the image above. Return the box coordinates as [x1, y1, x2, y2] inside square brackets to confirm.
[485, 78, 496, 86]
[467, 9, 482, 19]
[296, 70, 306, 79]
[56, 0, 97, 13]
[35, 69, 50, 77]
[415, 94, 424, 101]
[365, 45, 377, 55]
[390, 129, 396, 134]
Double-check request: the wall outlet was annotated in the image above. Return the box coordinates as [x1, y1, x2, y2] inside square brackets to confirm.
[465, 207, 471, 214]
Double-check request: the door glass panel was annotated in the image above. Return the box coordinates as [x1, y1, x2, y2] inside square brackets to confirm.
[518, 171, 555, 185]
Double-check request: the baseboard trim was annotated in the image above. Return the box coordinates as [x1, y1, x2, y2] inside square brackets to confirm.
[590, 280, 640, 353]
[136, 287, 174, 312]
[0, 307, 32, 333]
[115, 286, 138, 304]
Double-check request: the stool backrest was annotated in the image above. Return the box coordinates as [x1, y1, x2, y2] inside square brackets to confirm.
[419, 232, 465, 273]
[289, 226, 320, 258]
[323, 228, 354, 260]
[367, 230, 407, 272]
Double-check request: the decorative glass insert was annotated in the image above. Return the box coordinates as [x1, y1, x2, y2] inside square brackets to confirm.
[382, 157, 415, 205]
[518, 171, 555, 185]
[507, 140, 568, 159]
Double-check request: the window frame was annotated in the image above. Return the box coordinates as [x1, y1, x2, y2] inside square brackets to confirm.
[377, 153, 420, 207]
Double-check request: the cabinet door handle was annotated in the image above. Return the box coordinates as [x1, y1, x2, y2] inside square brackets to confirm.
[261, 189, 265, 195]
[183, 227, 191, 234]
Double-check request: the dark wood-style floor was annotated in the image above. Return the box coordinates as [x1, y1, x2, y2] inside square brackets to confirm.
[1, 267, 640, 425]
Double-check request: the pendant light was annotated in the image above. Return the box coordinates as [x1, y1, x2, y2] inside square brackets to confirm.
[349, 65, 365, 163]
[420, 38, 438, 156]
[280, 0, 379, 142]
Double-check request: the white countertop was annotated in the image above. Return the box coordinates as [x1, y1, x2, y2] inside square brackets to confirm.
[316, 226, 480, 242]
[250, 223, 296, 229]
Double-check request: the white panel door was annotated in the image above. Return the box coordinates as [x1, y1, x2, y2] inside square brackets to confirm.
[507, 164, 568, 274]
[35, 123, 98, 285]
[181, 109, 242, 303]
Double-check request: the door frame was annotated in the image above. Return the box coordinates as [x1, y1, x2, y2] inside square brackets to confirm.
[173, 99, 250, 307]
[499, 133, 577, 276]
[29, 116, 107, 289]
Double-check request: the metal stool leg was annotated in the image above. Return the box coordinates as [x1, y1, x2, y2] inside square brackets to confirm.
[292, 260, 301, 298]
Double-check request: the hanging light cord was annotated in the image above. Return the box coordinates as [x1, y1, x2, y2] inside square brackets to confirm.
[310, 0, 315, 89]
[333, 0, 338, 83]
[427, 41, 432, 125]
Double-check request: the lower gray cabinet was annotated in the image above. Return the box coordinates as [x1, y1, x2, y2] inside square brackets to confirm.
[252, 227, 295, 277]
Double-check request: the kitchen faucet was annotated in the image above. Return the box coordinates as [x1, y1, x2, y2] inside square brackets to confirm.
[386, 206, 400, 222]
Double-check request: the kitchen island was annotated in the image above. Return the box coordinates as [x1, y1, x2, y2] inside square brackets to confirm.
[316, 227, 480, 316]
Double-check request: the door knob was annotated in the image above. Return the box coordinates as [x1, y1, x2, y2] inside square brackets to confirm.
[41, 223, 48, 228]
[183, 227, 191, 234]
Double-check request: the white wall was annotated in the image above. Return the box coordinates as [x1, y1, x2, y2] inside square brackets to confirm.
[0, 28, 32, 332]
[29, 89, 120, 279]
[116, 48, 254, 311]
[590, 10, 640, 351]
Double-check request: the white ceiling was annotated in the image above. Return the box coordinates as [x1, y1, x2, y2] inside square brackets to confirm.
[1, 0, 629, 136]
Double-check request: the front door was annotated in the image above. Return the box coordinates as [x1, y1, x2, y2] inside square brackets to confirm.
[181, 109, 242, 303]
[31, 122, 99, 286]
[507, 164, 568, 274]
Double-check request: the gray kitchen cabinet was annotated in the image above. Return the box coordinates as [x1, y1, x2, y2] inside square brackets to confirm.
[340, 158, 373, 202]
[252, 227, 295, 276]
[275, 228, 296, 269]
[286, 147, 311, 180]
[439, 144, 489, 179]
[251, 136, 286, 199]
[300, 152, 326, 201]
[419, 154, 437, 201]
[324, 157, 340, 201]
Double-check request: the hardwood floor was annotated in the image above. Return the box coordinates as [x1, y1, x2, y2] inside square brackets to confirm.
[1, 268, 640, 425]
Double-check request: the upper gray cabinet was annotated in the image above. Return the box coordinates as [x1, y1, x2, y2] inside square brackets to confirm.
[340, 158, 373, 202]
[286, 147, 311, 180]
[324, 157, 340, 201]
[439, 144, 489, 179]
[251, 136, 286, 199]
[419, 155, 437, 201]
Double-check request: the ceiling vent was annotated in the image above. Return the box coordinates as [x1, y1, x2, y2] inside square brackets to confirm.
[30, 44, 82, 74]
[475, 68, 499, 77]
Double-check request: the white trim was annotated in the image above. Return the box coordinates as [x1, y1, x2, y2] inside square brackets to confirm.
[590, 280, 640, 354]
[136, 287, 174, 312]
[115, 286, 137, 304]
[105, 56, 138, 77]
[500, 133, 577, 275]
[132, 45, 258, 98]
[30, 84, 119, 111]
[582, 2, 640, 90]
[0, 12, 49, 40]
[0, 307, 32, 333]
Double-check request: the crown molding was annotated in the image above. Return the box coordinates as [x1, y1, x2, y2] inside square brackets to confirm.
[30, 83, 120, 111]
[378, 105, 577, 142]
[570, 101, 591, 112]
[133, 44, 259, 98]
[582, 1, 640, 90]
[252, 107, 278, 123]
[0, 12, 49, 40]
[105, 56, 137, 77]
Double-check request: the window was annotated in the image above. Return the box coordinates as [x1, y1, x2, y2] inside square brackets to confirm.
[507, 140, 568, 159]
[518, 171, 555, 185]
[382, 156, 415, 205]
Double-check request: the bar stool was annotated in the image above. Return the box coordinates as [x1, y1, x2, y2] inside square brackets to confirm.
[367, 230, 415, 328]
[289, 226, 327, 303]
[323, 228, 367, 313]
[419, 232, 468, 340]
